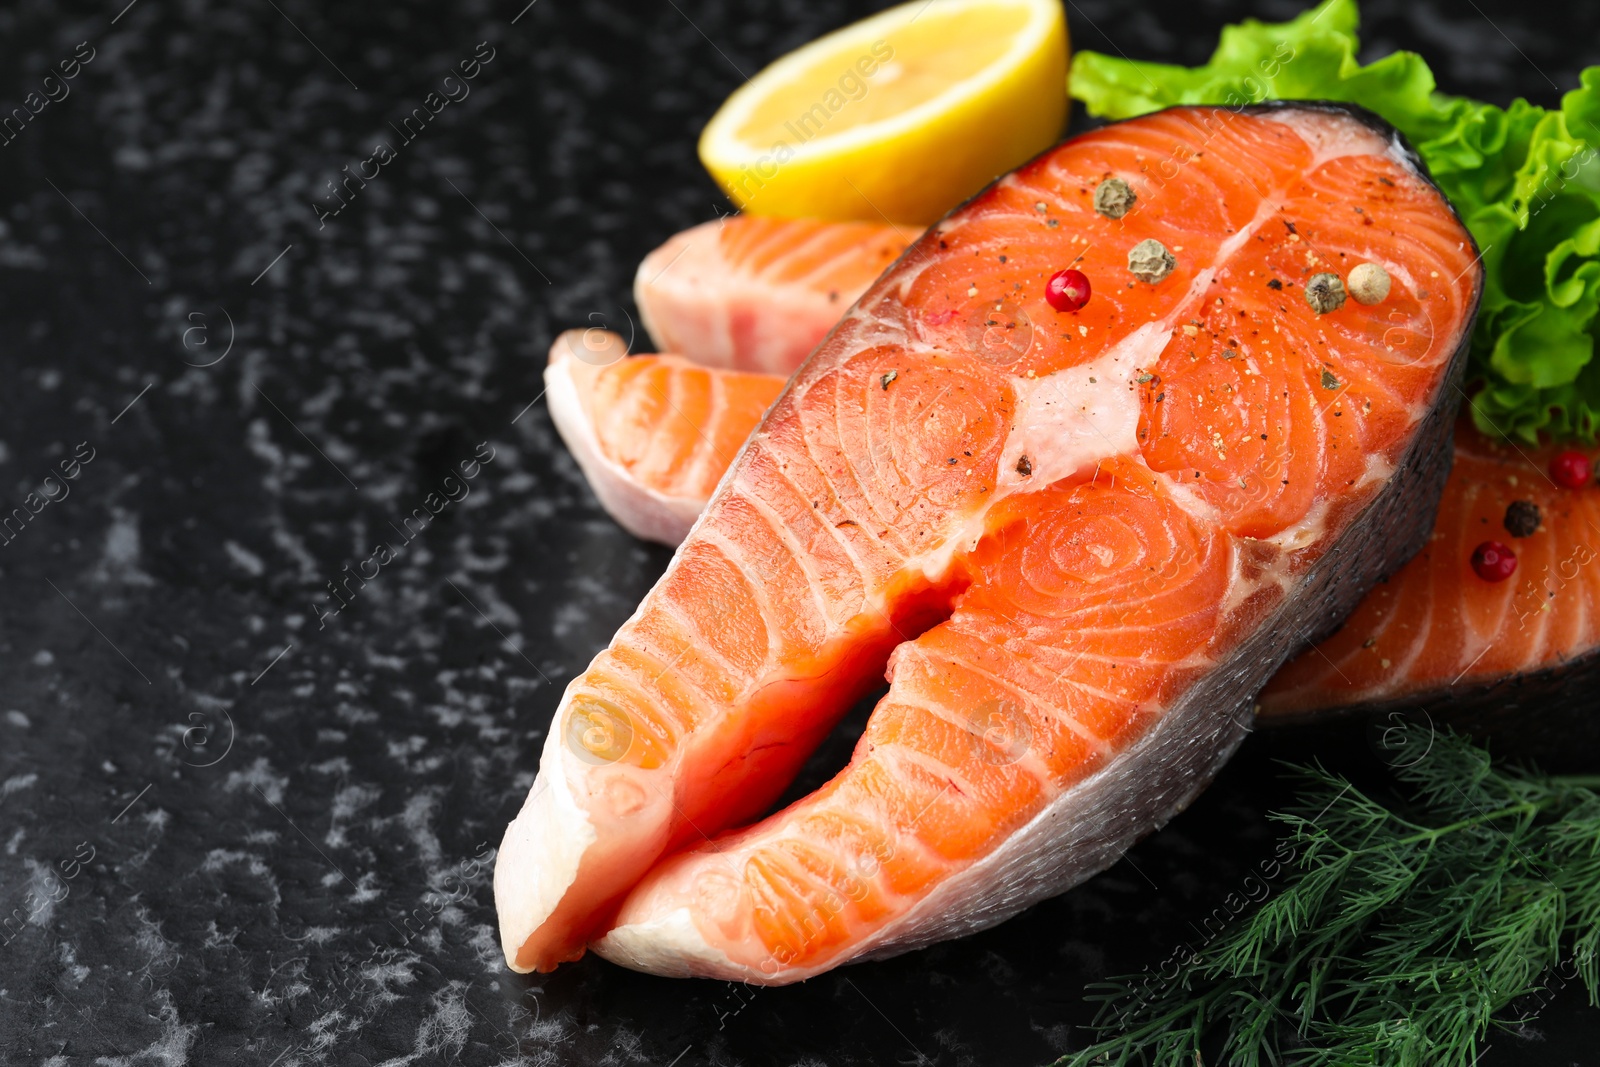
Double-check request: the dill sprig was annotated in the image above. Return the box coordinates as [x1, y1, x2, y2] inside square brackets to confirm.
[1059, 724, 1600, 1066]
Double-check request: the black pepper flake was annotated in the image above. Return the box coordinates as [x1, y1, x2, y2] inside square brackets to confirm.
[1016, 456, 1033, 476]
[998, 255, 1007, 263]
[1379, 176, 1396, 186]
[948, 457, 958, 465]
[880, 371, 898, 390]
[1504, 499, 1541, 538]
[1267, 278, 1283, 290]
[1320, 368, 1340, 390]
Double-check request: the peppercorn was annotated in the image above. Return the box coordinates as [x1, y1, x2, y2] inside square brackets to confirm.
[1093, 177, 1136, 219]
[1471, 540, 1517, 582]
[1045, 268, 1091, 312]
[1550, 450, 1593, 489]
[1305, 272, 1347, 314]
[1503, 499, 1540, 538]
[1128, 239, 1176, 284]
[1347, 262, 1391, 305]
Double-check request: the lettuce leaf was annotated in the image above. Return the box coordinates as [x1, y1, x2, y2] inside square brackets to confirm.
[1070, 0, 1600, 443]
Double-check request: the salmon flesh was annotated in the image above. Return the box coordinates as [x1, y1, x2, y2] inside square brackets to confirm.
[635, 216, 912, 374]
[1261, 420, 1600, 749]
[499, 103, 1482, 983]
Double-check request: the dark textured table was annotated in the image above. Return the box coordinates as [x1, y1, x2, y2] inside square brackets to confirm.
[2, 1, 1597, 1063]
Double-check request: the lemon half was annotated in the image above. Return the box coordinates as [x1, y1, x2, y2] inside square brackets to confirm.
[699, 0, 1068, 226]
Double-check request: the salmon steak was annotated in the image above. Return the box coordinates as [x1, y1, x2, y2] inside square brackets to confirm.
[564, 333, 1600, 734]
[635, 216, 913, 374]
[547, 216, 913, 543]
[545, 329, 788, 544]
[498, 103, 1482, 983]
[1261, 421, 1600, 738]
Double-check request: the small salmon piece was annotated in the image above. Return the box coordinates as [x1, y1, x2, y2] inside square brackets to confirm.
[545, 330, 786, 544]
[1261, 423, 1600, 718]
[635, 216, 913, 374]
[497, 105, 1481, 982]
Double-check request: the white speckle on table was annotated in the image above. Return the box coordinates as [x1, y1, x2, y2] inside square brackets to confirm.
[2, 773, 38, 796]
[89, 989, 198, 1067]
[93, 508, 155, 586]
[57, 942, 91, 986]
[224, 539, 266, 576]
[223, 757, 289, 806]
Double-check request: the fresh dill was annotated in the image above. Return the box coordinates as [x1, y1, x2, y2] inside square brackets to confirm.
[1059, 723, 1600, 1066]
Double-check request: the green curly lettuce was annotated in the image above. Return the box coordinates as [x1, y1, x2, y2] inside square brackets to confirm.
[1070, 0, 1600, 443]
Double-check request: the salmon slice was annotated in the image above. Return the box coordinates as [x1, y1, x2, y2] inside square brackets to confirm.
[635, 216, 913, 374]
[559, 348, 1600, 752]
[1261, 422, 1600, 722]
[497, 103, 1482, 982]
[545, 329, 786, 544]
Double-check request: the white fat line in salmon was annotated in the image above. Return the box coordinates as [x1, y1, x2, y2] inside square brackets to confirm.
[311, 442, 496, 629]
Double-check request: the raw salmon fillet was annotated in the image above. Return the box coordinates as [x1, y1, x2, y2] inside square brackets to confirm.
[545, 329, 786, 544]
[498, 103, 1482, 983]
[635, 215, 913, 374]
[1261, 421, 1600, 722]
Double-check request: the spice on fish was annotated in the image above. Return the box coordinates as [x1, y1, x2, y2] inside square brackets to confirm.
[1127, 239, 1176, 284]
[1093, 177, 1136, 219]
[1347, 262, 1391, 305]
[1045, 268, 1091, 312]
[1305, 272, 1347, 314]
[1503, 499, 1541, 538]
[1550, 450, 1592, 488]
[1320, 368, 1340, 390]
[1471, 540, 1517, 582]
[1016, 456, 1033, 476]
[880, 371, 897, 390]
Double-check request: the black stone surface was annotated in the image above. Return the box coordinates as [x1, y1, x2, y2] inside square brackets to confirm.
[1, 1, 1597, 1064]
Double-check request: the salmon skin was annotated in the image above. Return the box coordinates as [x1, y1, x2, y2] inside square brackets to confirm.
[1261, 421, 1600, 761]
[498, 103, 1482, 983]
